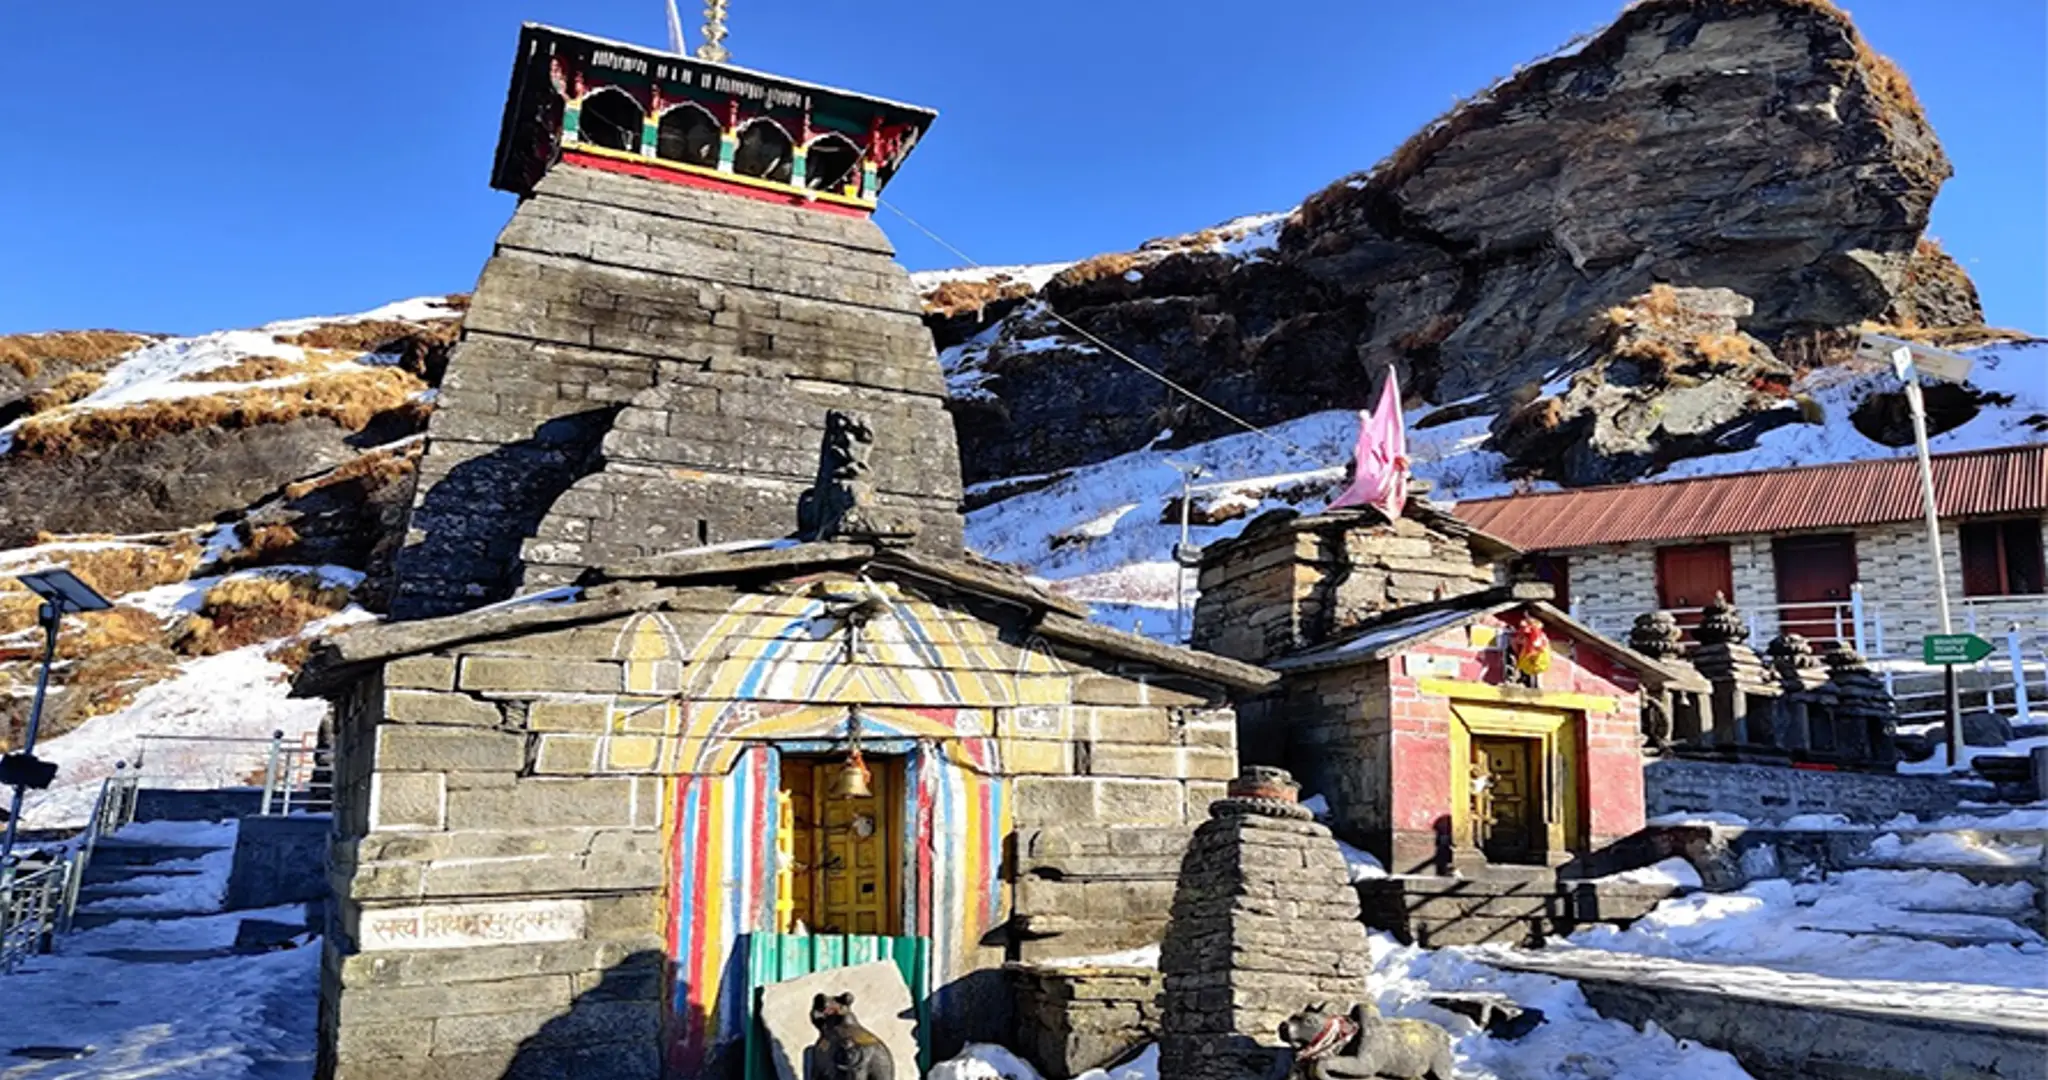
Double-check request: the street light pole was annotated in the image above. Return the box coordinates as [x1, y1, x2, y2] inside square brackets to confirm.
[0, 606, 61, 862]
[1892, 346, 1964, 766]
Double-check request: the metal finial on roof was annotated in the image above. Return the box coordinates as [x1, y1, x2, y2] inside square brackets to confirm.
[697, 0, 730, 62]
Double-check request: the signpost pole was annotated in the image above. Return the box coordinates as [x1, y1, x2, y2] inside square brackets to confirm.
[1894, 347, 1964, 765]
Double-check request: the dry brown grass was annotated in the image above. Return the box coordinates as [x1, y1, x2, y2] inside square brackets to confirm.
[1608, 283, 1686, 329]
[1696, 332, 1755, 366]
[279, 317, 457, 354]
[186, 356, 306, 383]
[921, 278, 1040, 318]
[174, 572, 351, 657]
[61, 646, 180, 722]
[215, 523, 303, 572]
[282, 442, 422, 501]
[27, 371, 105, 414]
[0, 537, 204, 636]
[0, 331, 152, 381]
[11, 366, 427, 459]
[1050, 253, 1143, 290]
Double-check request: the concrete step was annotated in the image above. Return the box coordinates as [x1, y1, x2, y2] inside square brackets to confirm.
[84, 842, 227, 868]
[1844, 861, 2046, 888]
[81, 863, 206, 886]
[68, 909, 221, 932]
[1487, 948, 2048, 1080]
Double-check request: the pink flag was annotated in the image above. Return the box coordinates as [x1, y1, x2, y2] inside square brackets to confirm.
[1328, 369, 1410, 517]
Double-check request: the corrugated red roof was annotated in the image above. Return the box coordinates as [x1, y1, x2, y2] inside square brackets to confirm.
[1454, 444, 2048, 552]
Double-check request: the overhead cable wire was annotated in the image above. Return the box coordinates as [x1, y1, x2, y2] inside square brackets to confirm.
[879, 198, 1323, 465]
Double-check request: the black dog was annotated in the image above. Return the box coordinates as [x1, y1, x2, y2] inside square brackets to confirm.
[807, 992, 894, 1080]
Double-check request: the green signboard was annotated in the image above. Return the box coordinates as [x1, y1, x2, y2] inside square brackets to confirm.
[1923, 633, 1994, 665]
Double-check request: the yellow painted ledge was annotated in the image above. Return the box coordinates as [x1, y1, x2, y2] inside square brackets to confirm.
[1415, 677, 1617, 715]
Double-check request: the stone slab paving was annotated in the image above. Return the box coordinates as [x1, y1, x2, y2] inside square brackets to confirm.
[1487, 947, 2048, 1080]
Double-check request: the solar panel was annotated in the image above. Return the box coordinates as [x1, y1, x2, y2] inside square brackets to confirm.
[16, 569, 112, 615]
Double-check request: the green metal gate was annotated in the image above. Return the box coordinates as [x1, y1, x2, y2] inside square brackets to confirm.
[741, 932, 930, 1080]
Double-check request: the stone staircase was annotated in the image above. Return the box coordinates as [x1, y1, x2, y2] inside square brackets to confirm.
[68, 835, 234, 932]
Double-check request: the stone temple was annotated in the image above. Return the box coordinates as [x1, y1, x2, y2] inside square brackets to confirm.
[298, 23, 1273, 1080]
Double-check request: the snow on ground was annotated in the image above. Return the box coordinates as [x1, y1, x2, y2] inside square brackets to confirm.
[1, 813, 317, 1078]
[932, 931, 1755, 1080]
[1899, 731, 2048, 775]
[1655, 341, 2048, 481]
[18, 640, 343, 831]
[1563, 873, 2047, 990]
[1034, 944, 1163, 970]
[0, 295, 460, 454]
[83, 820, 239, 915]
[1862, 830, 2044, 866]
[1593, 857, 1704, 890]
[908, 263, 1075, 294]
[1372, 936, 1756, 1080]
[932, 1043, 1158, 1080]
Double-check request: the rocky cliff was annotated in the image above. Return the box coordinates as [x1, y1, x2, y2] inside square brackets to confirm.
[930, 0, 2007, 488]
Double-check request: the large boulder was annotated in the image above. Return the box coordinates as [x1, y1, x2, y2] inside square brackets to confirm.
[934, 0, 1970, 486]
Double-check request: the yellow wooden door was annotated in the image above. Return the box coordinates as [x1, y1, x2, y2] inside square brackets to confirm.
[776, 755, 900, 937]
[1474, 736, 1536, 862]
[815, 758, 897, 936]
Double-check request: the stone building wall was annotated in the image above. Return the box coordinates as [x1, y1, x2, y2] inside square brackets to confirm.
[1264, 612, 1645, 874]
[317, 580, 1245, 1078]
[392, 164, 964, 618]
[1193, 511, 1498, 666]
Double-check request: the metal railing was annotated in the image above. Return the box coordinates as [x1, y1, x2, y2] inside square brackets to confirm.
[132, 730, 332, 816]
[0, 767, 140, 973]
[262, 737, 333, 816]
[1574, 585, 2048, 726]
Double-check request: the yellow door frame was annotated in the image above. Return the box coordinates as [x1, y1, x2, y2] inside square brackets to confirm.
[1442, 694, 1586, 862]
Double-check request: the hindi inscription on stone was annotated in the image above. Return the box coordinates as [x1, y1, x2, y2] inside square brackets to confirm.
[359, 899, 586, 952]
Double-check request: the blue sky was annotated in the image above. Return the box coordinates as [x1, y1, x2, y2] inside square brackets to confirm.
[1, 1, 2041, 336]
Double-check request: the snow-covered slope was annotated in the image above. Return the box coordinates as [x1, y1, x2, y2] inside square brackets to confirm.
[964, 340, 2046, 639]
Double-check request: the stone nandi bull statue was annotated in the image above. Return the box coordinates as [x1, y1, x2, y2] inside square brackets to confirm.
[1279, 1000, 1455, 1080]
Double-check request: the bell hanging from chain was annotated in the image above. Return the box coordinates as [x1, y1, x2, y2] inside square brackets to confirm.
[830, 747, 872, 799]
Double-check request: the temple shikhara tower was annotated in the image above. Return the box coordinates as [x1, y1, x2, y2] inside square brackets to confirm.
[391, 24, 963, 619]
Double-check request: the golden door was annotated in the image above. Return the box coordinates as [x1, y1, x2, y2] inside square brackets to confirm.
[777, 756, 900, 936]
[1473, 735, 1537, 863]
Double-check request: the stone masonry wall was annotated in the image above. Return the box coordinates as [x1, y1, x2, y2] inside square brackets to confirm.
[393, 165, 964, 618]
[320, 659, 669, 1080]
[321, 584, 1244, 1077]
[1158, 790, 1370, 1080]
[1645, 758, 1963, 824]
[1270, 612, 1645, 875]
[1009, 963, 1164, 1080]
[1194, 513, 1497, 666]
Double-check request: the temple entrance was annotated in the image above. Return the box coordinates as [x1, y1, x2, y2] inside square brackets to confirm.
[778, 755, 903, 936]
[1448, 702, 1583, 867]
[1472, 735, 1540, 864]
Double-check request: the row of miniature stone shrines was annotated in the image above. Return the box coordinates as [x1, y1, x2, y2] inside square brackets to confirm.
[1627, 595, 1899, 768]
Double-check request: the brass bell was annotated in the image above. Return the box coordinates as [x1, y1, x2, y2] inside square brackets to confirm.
[830, 750, 872, 800]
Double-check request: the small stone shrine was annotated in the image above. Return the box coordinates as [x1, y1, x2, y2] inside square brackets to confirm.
[1824, 646, 1901, 768]
[1686, 596, 1781, 752]
[1195, 502, 1702, 875]
[1764, 633, 1836, 755]
[1629, 610, 1700, 753]
[1159, 766, 1372, 1080]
